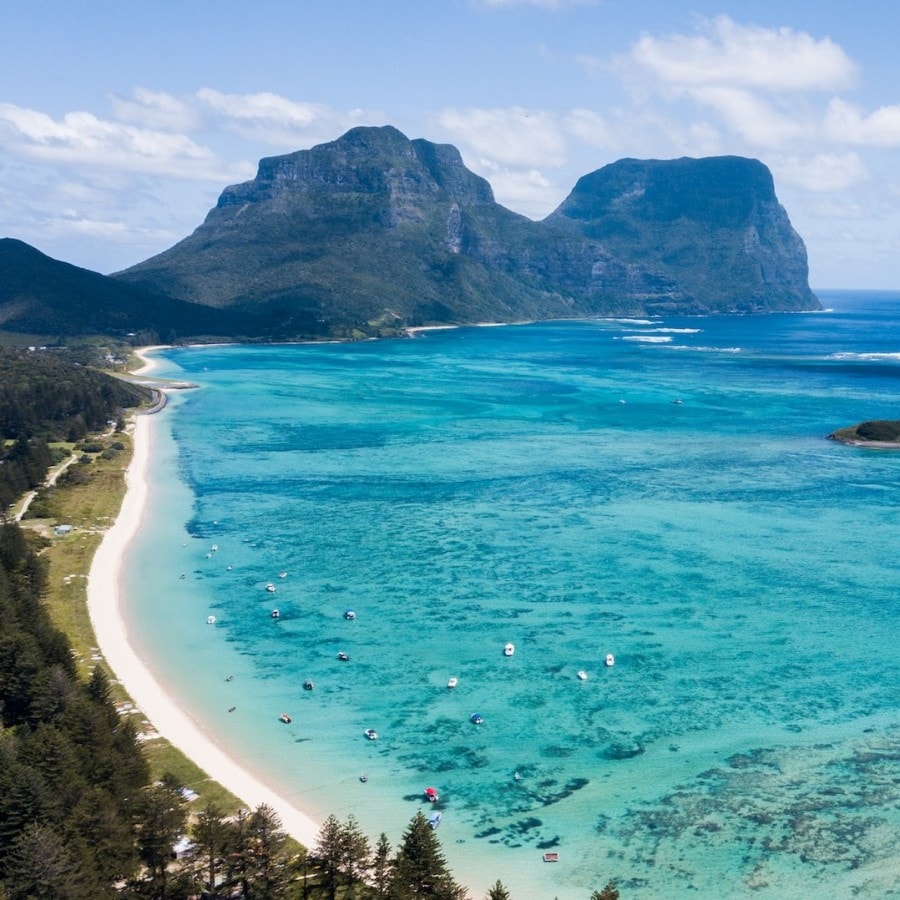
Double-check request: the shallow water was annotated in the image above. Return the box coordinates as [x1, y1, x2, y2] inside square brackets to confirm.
[125, 290, 900, 898]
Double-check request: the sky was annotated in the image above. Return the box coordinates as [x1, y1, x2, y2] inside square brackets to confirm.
[2, 1, 900, 289]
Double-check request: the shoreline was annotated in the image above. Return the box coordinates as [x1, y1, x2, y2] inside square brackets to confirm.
[87, 347, 322, 848]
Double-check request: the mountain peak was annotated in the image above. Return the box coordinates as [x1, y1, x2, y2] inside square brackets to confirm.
[108, 129, 819, 339]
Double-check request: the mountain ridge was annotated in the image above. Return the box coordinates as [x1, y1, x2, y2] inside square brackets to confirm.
[0, 238, 244, 342]
[2, 126, 819, 343]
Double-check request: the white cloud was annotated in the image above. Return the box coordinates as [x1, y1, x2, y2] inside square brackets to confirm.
[195, 88, 377, 148]
[824, 98, 900, 147]
[437, 106, 567, 167]
[628, 16, 857, 92]
[562, 108, 619, 150]
[471, 160, 562, 218]
[0, 102, 232, 180]
[686, 87, 808, 148]
[52, 213, 140, 241]
[110, 87, 198, 132]
[774, 152, 868, 192]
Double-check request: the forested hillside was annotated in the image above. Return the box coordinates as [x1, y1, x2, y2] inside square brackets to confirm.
[0, 348, 148, 511]
[0, 523, 152, 895]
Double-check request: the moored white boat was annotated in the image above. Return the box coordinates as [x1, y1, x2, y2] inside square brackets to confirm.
[577, 670, 588, 681]
[605, 653, 615, 667]
[447, 676, 458, 689]
[364, 728, 378, 741]
[504, 642, 515, 657]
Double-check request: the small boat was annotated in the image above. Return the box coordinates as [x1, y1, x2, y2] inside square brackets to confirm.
[337, 651, 351, 661]
[605, 653, 615, 667]
[210, 544, 218, 552]
[470, 713, 484, 725]
[266, 583, 277, 593]
[279, 713, 292, 724]
[359, 773, 368, 783]
[343, 609, 356, 620]
[577, 670, 588, 681]
[447, 677, 458, 689]
[206, 615, 216, 625]
[226, 564, 233, 571]
[542, 851, 559, 863]
[364, 728, 378, 741]
[278, 571, 287, 578]
[424, 787, 439, 803]
[427, 811, 442, 829]
[504, 642, 515, 657]
[271, 609, 280, 619]
[303, 680, 314, 691]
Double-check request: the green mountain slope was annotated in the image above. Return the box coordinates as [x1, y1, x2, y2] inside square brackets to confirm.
[115, 127, 818, 339]
[546, 156, 818, 313]
[0, 238, 241, 341]
[114, 126, 586, 338]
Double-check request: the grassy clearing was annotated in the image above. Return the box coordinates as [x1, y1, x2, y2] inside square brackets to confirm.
[20, 421, 244, 815]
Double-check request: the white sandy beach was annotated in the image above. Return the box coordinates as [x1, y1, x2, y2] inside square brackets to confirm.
[87, 348, 322, 848]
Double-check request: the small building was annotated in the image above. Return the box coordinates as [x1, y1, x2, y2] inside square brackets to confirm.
[54, 524, 73, 536]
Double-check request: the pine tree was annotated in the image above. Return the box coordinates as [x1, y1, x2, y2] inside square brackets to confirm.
[339, 814, 372, 895]
[3, 822, 92, 900]
[485, 880, 511, 900]
[187, 802, 231, 898]
[390, 811, 468, 899]
[244, 804, 290, 899]
[591, 883, 619, 900]
[372, 832, 394, 897]
[313, 814, 346, 900]
[131, 775, 188, 898]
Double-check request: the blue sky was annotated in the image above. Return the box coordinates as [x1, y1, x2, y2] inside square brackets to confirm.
[2, 0, 900, 288]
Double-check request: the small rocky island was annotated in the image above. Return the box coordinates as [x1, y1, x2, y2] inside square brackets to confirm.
[828, 420, 900, 447]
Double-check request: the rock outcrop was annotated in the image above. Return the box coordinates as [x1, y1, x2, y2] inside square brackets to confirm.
[545, 156, 818, 314]
[105, 126, 819, 339]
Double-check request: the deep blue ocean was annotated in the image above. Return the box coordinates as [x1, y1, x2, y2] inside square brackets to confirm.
[125, 290, 900, 898]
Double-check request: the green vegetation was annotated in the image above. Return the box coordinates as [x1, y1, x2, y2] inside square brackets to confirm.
[0, 237, 242, 344]
[0, 347, 148, 512]
[2, 131, 818, 346]
[0, 523, 151, 896]
[829, 419, 900, 445]
[111, 126, 818, 342]
[547, 156, 817, 314]
[591, 884, 620, 900]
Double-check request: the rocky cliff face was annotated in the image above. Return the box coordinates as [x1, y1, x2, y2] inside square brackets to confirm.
[546, 156, 817, 313]
[114, 127, 819, 339]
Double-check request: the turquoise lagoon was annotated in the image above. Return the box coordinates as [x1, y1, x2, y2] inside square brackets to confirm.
[124, 291, 900, 898]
